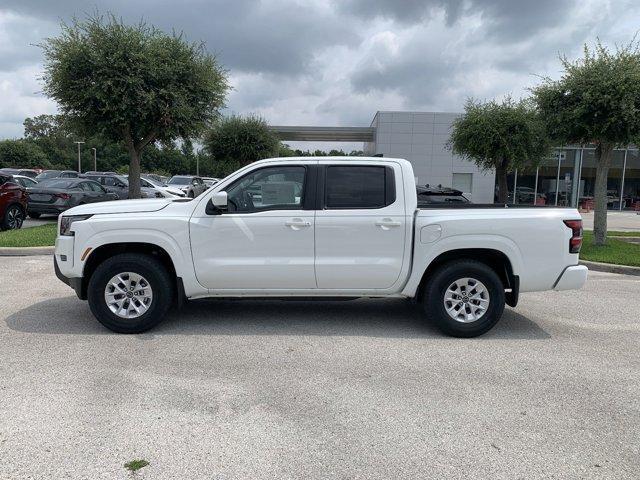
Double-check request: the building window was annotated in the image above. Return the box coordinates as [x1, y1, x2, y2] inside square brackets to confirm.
[452, 173, 472, 193]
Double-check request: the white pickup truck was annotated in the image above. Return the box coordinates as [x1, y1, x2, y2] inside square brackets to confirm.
[54, 157, 587, 337]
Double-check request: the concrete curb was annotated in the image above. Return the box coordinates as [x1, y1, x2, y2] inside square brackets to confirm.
[580, 260, 640, 276]
[0, 246, 54, 256]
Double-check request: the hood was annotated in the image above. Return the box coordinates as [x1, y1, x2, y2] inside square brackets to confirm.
[64, 198, 175, 216]
[163, 186, 186, 196]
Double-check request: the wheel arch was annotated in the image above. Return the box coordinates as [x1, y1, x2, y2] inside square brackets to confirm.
[415, 248, 519, 307]
[80, 242, 183, 301]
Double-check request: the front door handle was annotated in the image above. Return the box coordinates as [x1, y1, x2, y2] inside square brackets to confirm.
[285, 219, 311, 229]
[375, 218, 402, 229]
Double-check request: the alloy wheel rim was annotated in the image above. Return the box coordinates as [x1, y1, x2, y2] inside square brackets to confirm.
[104, 272, 153, 319]
[7, 207, 23, 229]
[443, 277, 490, 323]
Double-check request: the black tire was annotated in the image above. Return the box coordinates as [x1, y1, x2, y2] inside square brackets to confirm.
[87, 253, 173, 333]
[28, 212, 41, 219]
[423, 260, 505, 338]
[1, 204, 25, 231]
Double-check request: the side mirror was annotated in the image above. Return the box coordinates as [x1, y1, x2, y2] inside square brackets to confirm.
[206, 191, 228, 215]
[212, 191, 228, 208]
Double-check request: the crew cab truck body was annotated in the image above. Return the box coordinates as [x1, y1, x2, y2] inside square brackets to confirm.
[54, 157, 587, 337]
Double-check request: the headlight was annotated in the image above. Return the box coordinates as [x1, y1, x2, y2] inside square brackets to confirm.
[60, 215, 92, 236]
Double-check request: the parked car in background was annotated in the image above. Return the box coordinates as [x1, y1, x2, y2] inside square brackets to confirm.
[35, 170, 79, 181]
[27, 178, 117, 218]
[417, 185, 469, 205]
[137, 176, 180, 198]
[12, 175, 38, 189]
[510, 186, 546, 205]
[0, 168, 40, 179]
[166, 175, 207, 198]
[82, 173, 159, 199]
[141, 175, 184, 197]
[202, 177, 220, 189]
[142, 173, 169, 185]
[0, 174, 27, 230]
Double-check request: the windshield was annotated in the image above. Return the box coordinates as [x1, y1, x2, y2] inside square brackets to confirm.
[38, 179, 76, 189]
[168, 176, 191, 185]
[141, 176, 163, 187]
[36, 171, 61, 180]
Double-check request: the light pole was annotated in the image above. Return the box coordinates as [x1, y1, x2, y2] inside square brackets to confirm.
[91, 148, 97, 171]
[74, 141, 85, 173]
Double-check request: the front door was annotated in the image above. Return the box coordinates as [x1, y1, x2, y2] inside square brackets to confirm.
[315, 163, 407, 289]
[190, 164, 317, 290]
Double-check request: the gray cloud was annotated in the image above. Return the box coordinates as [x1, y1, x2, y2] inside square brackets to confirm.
[341, 0, 576, 40]
[1, 0, 360, 76]
[0, 0, 638, 147]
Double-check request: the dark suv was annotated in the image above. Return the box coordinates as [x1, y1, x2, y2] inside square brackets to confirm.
[416, 185, 470, 205]
[0, 174, 27, 230]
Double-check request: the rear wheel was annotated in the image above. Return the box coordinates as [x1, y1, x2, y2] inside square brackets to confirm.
[1, 204, 24, 231]
[423, 260, 505, 337]
[87, 253, 173, 333]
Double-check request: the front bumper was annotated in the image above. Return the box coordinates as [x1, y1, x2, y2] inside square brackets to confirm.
[54, 255, 84, 299]
[553, 265, 588, 291]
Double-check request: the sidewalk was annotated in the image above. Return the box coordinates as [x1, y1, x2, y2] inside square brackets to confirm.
[580, 211, 640, 232]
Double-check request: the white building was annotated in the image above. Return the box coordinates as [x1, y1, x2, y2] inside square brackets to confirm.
[363, 111, 495, 203]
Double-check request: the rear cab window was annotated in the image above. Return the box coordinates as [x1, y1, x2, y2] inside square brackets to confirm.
[324, 165, 395, 209]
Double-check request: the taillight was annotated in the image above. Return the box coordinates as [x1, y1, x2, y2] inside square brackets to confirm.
[55, 193, 71, 200]
[563, 219, 583, 254]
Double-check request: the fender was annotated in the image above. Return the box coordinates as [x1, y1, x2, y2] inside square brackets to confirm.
[401, 233, 524, 297]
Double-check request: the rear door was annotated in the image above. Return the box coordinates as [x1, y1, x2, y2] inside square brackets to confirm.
[315, 162, 407, 289]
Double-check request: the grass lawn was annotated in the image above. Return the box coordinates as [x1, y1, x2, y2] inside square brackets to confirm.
[0, 223, 57, 247]
[580, 231, 640, 267]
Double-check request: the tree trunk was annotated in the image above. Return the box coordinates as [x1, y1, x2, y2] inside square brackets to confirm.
[128, 149, 142, 199]
[496, 166, 509, 204]
[593, 142, 613, 246]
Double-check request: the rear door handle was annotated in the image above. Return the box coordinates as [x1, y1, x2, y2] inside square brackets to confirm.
[285, 219, 311, 229]
[375, 218, 401, 228]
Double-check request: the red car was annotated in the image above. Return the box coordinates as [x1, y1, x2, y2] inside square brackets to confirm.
[0, 174, 27, 231]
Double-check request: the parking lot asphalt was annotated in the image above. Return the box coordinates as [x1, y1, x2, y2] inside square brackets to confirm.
[1, 256, 638, 479]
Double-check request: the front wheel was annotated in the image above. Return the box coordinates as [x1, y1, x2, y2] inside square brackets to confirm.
[423, 260, 505, 338]
[87, 253, 173, 333]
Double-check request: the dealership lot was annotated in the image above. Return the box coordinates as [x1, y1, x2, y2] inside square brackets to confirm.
[0, 256, 638, 479]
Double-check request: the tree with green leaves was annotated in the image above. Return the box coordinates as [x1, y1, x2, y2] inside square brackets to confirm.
[533, 41, 640, 245]
[449, 98, 552, 203]
[0, 139, 50, 169]
[203, 115, 280, 175]
[40, 13, 229, 198]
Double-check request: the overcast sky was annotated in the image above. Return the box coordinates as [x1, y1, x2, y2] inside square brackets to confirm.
[1, 0, 639, 150]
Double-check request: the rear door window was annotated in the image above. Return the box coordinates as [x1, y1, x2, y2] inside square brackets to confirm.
[325, 166, 394, 209]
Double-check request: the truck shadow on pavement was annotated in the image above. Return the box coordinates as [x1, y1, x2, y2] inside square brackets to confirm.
[6, 296, 550, 340]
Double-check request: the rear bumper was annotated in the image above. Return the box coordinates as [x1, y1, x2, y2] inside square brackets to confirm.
[29, 204, 68, 214]
[54, 256, 84, 299]
[553, 265, 588, 291]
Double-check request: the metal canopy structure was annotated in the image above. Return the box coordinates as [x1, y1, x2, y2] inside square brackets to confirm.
[270, 126, 375, 142]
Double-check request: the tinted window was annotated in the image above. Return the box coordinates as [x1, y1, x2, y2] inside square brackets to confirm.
[78, 182, 92, 191]
[325, 166, 393, 209]
[227, 166, 305, 213]
[87, 182, 104, 192]
[168, 176, 191, 185]
[39, 179, 76, 189]
[102, 176, 116, 186]
[36, 171, 61, 180]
